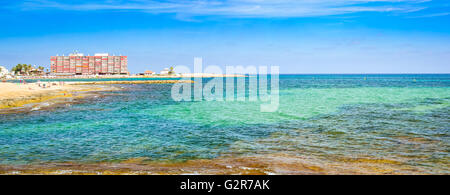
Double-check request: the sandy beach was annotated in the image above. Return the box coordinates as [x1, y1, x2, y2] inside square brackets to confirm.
[0, 82, 93, 100]
[0, 82, 116, 111]
[0, 79, 193, 111]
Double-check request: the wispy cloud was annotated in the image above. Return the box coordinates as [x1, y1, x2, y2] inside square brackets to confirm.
[11, 0, 430, 18]
[408, 12, 450, 18]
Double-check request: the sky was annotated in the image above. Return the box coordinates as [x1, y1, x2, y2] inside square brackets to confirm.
[0, 0, 449, 74]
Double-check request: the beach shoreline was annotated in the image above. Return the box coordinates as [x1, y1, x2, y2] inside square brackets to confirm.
[4, 73, 246, 81]
[0, 82, 118, 112]
[0, 79, 192, 112]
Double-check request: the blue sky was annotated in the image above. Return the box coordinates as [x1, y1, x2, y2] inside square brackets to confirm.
[0, 0, 449, 73]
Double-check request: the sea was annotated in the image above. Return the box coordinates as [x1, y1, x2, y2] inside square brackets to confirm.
[0, 74, 449, 174]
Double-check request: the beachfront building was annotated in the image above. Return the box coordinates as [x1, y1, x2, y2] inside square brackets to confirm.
[50, 52, 128, 75]
[0, 66, 9, 77]
[144, 70, 155, 76]
[29, 67, 44, 76]
[160, 68, 170, 75]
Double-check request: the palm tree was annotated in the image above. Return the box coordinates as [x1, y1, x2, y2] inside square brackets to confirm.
[12, 64, 23, 75]
[11, 66, 17, 74]
[169, 66, 175, 75]
[22, 65, 26, 75]
[21, 64, 26, 75]
[26, 64, 32, 75]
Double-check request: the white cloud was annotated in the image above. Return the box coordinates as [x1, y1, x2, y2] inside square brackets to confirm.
[408, 12, 450, 18]
[16, 0, 429, 18]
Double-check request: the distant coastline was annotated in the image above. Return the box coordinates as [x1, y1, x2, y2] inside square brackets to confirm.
[4, 73, 246, 81]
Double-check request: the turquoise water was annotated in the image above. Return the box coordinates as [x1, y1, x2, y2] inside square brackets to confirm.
[0, 74, 449, 173]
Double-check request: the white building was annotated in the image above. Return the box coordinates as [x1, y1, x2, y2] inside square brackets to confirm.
[0, 66, 9, 77]
[160, 68, 170, 75]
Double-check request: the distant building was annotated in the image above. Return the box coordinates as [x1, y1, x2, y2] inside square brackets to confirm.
[50, 52, 128, 75]
[160, 68, 170, 75]
[29, 68, 44, 76]
[144, 70, 155, 75]
[0, 66, 9, 77]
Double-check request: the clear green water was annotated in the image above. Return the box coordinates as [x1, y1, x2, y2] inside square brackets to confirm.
[0, 74, 449, 173]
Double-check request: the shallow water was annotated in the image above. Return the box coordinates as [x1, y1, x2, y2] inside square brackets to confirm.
[0, 74, 449, 174]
